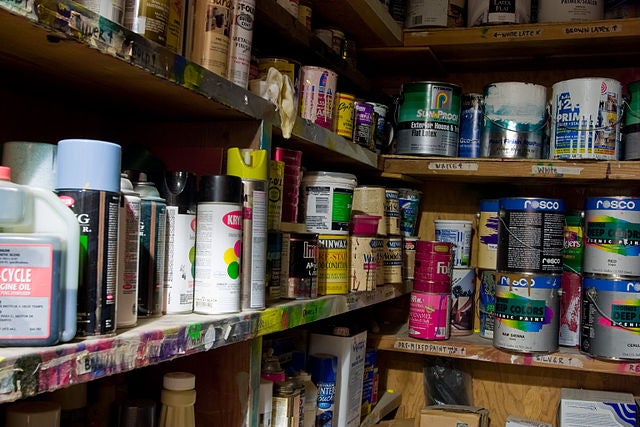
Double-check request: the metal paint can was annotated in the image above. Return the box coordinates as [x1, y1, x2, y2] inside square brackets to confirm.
[605, 0, 639, 18]
[623, 80, 640, 159]
[559, 271, 582, 347]
[317, 234, 349, 295]
[281, 232, 318, 299]
[467, 0, 531, 26]
[333, 92, 356, 139]
[395, 81, 462, 157]
[370, 102, 389, 153]
[497, 197, 565, 274]
[190, 0, 232, 76]
[477, 199, 499, 270]
[451, 268, 475, 336]
[480, 82, 547, 159]
[385, 189, 401, 236]
[581, 274, 640, 360]
[550, 77, 622, 160]
[397, 188, 423, 237]
[354, 101, 376, 151]
[349, 235, 382, 292]
[405, 0, 466, 28]
[299, 66, 338, 130]
[434, 219, 473, 267]
[493, 271, 561, 354]
[124, 0, 170, 44]
[226, 0, 255, 89]
[352, 186, 387, 236]
[413, 241, 453, 293]
[258, 57, 301, 105]
[403, 236, 418, 280]
[458, 93, 483, 158]
[563, 210, 584, 274]
[383, 237, 403, 284]
[478, 269, 496, 339]
[583, 196, 640, 277]
[538, 0, 603, 22]
[301, 171, 357, 235]
[408, 291, 451, 340]
[117, 175, 141, 328]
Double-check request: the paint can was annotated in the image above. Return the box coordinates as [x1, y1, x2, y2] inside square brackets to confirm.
[563, 210, 584, 274]
[559, 271, 582, 347]
[537, 0, 603, 22]
[583, 196, 640, 277]
[349, 215, 382, 292]
[397, 188, 423, 237]
[124, 0, 169, 45]
[280, 232, 318, 299]
[266, 231, 282, 303]
[477, 199, 499, 270]
[352, 186, 387, 236]
[581, 274, 640, 360]
[480, 82, 547, 159]
[451, 268, 475, 336]
[395, 81, 462, 157]
[383, 237, 403, 284]
[403, 236, 418, 281]
[117, 174, 141, 328]
[353, 101, 376, 151]
[193, 175, 243, 315]
[165, 0, 185, 54]
[317, 234, 349, 295]
[550, 77, 622, 160]
[458, 93, 483, 158]
[623, 80, 640, 160]
[385, 189, 401, 236]
[493, 271, 561, 354]
[434, 219, 473, 267]
[159, 171, 197, 315]
[190, 0, 232, 76]
[369, 102, 389, 153]
[467, 0, 531, 26]
[405, 0, 466, 28]
[413, 241, 453, 293]
[56, 139, 121, 338]
[226, 0, 255, 89]
[478, 269, 496, 339]
[301, 171, 357, 234]
[299, 66, 338, 130]
[408, 291, 451, 340]
[497, 198, 565, 274]
[332, 92, 356, 139]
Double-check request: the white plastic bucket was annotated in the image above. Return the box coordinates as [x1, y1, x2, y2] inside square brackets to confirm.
[434, 219, 473, 267]
[301, 171, 357, 235]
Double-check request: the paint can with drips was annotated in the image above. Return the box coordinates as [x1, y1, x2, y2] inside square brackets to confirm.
[478, 269, 496, 339]
[493, 271, 561, 354]
[477, 199, 499, 270]
[451, 268, 475, 336]
[581, 275, 640, 360]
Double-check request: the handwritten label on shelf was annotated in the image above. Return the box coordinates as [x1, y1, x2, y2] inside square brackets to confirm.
[492, 28, 543, 39]
[428, 162, 478, 171]
[563, 23, 622, 35]
[257, 309, 282, 336]
[534, 354, 584, 368]
[394, 340, 467, 356]
[619, 363, 640, 375]
[531, 164, 583, 177]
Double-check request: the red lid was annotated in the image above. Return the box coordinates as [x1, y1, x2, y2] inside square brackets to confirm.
[0, 166, 11, 181]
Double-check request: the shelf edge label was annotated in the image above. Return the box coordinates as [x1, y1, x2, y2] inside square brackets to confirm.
[394, 339, 467, 356]
[534, 354, 584, 368]
[563, 23, 622, 36]
[491, 28, 543, 39]
[531, 164, 583, 176]
[428, 162, 479, 171]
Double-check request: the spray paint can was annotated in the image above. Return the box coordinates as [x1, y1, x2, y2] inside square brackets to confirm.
[117, 174, 141, 328]
[227, 148, 268, 311]
[194, 175, 243, 314]
[159, 171, 197, 314]
[309, 353, 337, 427]
[56, 139, 121, 338]
[226, 0, 255, 88]
[132, 172, 167, 318]
[190, 0, 232, 76]
[124, 0, 170, 45]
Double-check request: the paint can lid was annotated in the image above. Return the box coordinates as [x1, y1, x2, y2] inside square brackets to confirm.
[198, 175, 243, 204]
[163, 372, 196, 391]
[56, 139, 121, 192]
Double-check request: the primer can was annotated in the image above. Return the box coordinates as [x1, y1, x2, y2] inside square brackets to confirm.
[537, 0, 603, 22]
[280, 232, 318, 299]
[317, 234, 349, 295]
[493, 271, 561, 354]
[117, 174, 141, 328]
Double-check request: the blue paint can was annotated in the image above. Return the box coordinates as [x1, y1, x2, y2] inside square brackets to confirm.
[458, 93, 483, 158]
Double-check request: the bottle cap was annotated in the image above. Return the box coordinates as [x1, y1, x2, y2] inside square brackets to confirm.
[56, 139, 121, 193]
[0, 166, 10, 181]
[163, 372, 196, 391]
[198, 175, 243, 204]
[226, 148, 268, 180]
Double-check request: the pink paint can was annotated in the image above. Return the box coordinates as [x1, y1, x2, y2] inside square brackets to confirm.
[299, 66, 338, 130]
[408, 291, 450, 340]
[413, 241, 453, 291]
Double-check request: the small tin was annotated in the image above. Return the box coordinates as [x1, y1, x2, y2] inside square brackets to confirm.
[353, 101, 376, 151]
[281, 232, 318, 299]
[333, 92, 356, 139]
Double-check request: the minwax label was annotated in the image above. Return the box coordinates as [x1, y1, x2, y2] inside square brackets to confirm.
[0, 244, 53, 339]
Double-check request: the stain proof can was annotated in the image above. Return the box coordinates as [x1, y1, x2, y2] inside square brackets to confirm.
[317, 234, 349, 295]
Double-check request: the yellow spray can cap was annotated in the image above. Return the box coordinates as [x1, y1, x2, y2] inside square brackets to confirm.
[227, 148, 268, 180]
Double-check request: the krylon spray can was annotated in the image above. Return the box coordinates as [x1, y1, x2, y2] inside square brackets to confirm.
[132, 172, 167, 317]
[159, 171, 197, 314]
[56, 139, 121, 338]
[227, 148, 268, 311]
[117, 174, 141, 328]
[226, 0, 255, 88]
[194, 175, 243, 314]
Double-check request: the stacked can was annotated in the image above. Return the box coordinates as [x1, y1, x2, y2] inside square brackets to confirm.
[276, 147, 303, 223]
[558, 210, 584, 347]
[580, 196, 640, 360]
[397, 188, 423, 292]
[409, 241, 453, 340]
[349, 215, 382, 292]
[434, 219, 475, 336]
[476, 199, 499, 339]
[493, 198, 565, 354]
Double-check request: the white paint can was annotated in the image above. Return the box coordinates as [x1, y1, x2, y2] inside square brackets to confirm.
[467, 0, 531, 26]
[538, 0, 604, 22]
[299, 66, 338, 130]
[405, 0, 466, 28]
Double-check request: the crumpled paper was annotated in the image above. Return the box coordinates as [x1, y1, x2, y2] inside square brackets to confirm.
[249, 67, 297, 139]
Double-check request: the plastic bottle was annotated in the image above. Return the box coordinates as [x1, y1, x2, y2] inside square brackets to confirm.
[295, 371, 318, 427]
[158, 372, 196, 427]
[0, 166, 79, 346]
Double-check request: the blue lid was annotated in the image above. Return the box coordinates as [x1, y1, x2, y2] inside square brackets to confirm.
[56, 139, 121, 192]
[479, 199, 499, 212]
[309, 353, 337, 384]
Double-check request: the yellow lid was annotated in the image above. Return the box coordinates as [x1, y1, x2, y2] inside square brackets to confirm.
[226, 148, 268, 180]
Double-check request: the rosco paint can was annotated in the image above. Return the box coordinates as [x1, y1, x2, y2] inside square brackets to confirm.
[493, 272, 561, 354]
[333, 92, 356, 139]
[301, 171, 357, 234]
[537, 0, 603, 22]
[559, 271, 582, 347]
[497, 198, 565, 274]
[480, 82, 547, 159]
[550, 77, 622, 160]
[458, 93, 483, 158]
[583, 196, 640, 277]
[434, 219, 473, 267]
[467, 0, 531, 26]
[317, 234, 349, 295]
[408, 291, 450, 340]
[405, 0, 466, 27]
[477, 199, 499, 270]
[479, 270, 496, 339]
[451, 268, 475, 336]
[395, 81, 462, 157]
[581, 274, 640, 360]
[623, 80, 640, 160]
[280, 232, 318, 299]
[299, 66, 338, 130]
[117, 174, 141, 328]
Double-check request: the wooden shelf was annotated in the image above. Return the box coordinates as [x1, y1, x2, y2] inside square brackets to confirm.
[369, 324, 640, 377]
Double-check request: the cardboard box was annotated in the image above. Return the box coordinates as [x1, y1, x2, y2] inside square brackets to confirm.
[419, 405, 489, 427]
[309, 330, 367, 427]
[558, 388, 637, 427]
[506, 415, 553, 427]
[376, 419, 415, 427]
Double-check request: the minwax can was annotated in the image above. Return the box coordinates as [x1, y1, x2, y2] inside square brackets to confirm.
[117, 174, 141, 328]
[56, 139, 121, 338]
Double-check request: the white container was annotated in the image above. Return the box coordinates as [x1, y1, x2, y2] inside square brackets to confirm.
[537, 0, 603, 23]
[299, 66, 338, 130]
[434, 219, 473, 267]
[467, 0, 531, 26]
[301, 171, 357, 235]
[405, 0, 466, 28]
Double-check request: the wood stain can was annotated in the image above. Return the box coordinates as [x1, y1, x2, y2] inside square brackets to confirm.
[383, 237, 403, 284]
[280, 232, 318, 299]
[317, 234, 349, 295]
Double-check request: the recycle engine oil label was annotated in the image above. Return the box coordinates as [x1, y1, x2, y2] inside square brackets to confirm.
[317, 235, 349, 295]
[584, 197, 640, 276]
[581, 275, 640, 360]
[396, 81, 461, 157]
[493, 272, 561, 353]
